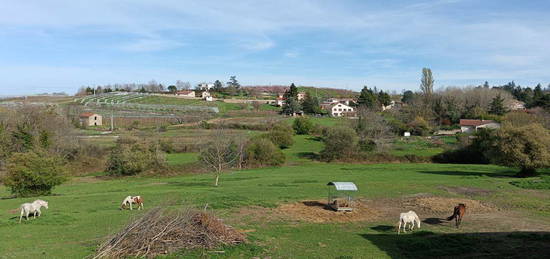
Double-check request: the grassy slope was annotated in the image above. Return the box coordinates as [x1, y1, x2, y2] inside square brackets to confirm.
[0, 136, 548, 258]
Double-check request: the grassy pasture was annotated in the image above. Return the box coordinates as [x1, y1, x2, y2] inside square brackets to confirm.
[2, 131, 548, 258]
[1, 158, 548, 258]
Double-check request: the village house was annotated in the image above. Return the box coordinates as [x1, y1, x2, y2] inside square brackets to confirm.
[198, 83, 214, 91]
[326, 98, 355, 106]
[322, 103, 356, 117]
[459, 119, 501, 133]
[79, 112, 102, 126]
[276, 96, 285, 107]
[297, 92, 306, 101]
[382, 100, 403, 111]
[506, 100, 526, 110]
[200, 91, 211, 98]
[176, 90, 196, 98]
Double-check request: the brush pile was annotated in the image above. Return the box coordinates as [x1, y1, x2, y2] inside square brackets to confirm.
[93, 207, 246, 258]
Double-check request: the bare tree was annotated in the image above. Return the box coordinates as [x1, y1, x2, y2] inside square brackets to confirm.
[354, 108, 393, 151]
[198, 129, 240, 186]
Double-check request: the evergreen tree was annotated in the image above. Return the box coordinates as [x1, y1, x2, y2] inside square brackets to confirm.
[227, 76, 240, 88]
[167, 85, 177, 94]
[302, 92, 321, 114]
[284, 83, 298, 100]
[377, 90, 391, 107]
[401, 90, 415, 104]
[488, 94, 507, 116]
[357, 86, 377, 109]
[282, 83, 301, 115]
[213, 80, 223, 92]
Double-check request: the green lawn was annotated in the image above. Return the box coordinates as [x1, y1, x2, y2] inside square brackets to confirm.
[166, 152, 198, 166]
[130, 96, 244, 114]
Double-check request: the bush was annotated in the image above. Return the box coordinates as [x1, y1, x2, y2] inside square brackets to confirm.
[158, 139, 175, 153]
[106, 142, 165, 176]
[293, 117, 314, 135]
[262, 122, 294, 149]
[320, 126, 359, 161]
[3, 151, 67, 197]
[245, 138, 285, 167]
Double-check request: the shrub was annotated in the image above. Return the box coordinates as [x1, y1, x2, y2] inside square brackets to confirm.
[106, 142, 165, 176]
[320, 126, 359, 161]
[159, 139, 175, 154]
[293, 117, 314, 135]
[245, 138, 285, 167]
[489, 123, 550, 177]
[262, 130, 293, 149]
[3, 151, 67, 197]
[262, 122, 294, 149]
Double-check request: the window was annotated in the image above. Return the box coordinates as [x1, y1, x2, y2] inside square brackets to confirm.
[94, 116, 97, 120]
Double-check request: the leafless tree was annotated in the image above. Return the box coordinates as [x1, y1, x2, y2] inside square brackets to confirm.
[198, 129, 240, 186]
[354, 108, 393, 151]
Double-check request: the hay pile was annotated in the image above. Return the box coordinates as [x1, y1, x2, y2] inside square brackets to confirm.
[94, 207, 246, 258]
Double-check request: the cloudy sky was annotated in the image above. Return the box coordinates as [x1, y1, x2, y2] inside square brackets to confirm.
[1, 0, 549, 95]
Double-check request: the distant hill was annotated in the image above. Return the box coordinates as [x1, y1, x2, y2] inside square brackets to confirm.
[243, 85, 358, 98]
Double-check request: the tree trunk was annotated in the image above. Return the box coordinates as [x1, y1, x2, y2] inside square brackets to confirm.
[517, 167, 538, 178]
[214, 174, 220, 186]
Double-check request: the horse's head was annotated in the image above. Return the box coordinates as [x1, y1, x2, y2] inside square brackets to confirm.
[36, 200, 48, 209]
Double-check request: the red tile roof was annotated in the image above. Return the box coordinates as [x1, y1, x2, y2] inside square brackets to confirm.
[79, 112, 96, 118]
[459, 119, 495, 126]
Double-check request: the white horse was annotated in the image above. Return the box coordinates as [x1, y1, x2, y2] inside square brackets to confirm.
[120, 196, 144, 210]
[19, 200, 49, 223]
[398, 210, 421, 234]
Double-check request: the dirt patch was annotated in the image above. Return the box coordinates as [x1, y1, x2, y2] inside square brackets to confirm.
[440, 186, 493, 196]
[402, 196, 496, 215]
[276, 200, 382, 223]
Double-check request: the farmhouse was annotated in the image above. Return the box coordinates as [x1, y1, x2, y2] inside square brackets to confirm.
[322, 103, 355, 117]
[198, 83, 214, 91]
[459, 119, 501, 133]
[297, 92, 306, 101]
[326, 98, 355, 106]
[79, 112, 102, 126]
[176, 90, 196, 98]
[276, 96, 284, 107]
[507, 100, 526, 110]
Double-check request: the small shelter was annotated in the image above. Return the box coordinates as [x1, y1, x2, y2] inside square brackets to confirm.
[327, 182, 358, 212]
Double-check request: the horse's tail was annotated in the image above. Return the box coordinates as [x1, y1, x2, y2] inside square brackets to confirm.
[447, 206, 459, 220]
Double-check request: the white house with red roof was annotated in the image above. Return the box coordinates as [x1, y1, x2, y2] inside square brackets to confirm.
[459, 119, 500, 133]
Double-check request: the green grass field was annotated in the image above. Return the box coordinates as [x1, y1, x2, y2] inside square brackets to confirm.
[1, 135, 549, 258]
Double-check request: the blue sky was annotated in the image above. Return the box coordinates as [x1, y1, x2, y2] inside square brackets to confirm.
[1, 0, 549, 95]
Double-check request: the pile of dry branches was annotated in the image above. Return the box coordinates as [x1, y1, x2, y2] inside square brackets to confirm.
[93, 207, 246, 258]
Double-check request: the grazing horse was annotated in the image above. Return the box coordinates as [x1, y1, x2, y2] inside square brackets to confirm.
[447, 203, 466, 228]
[19, 200, 48, 223]
[120, 196, 144, 210]
[397, 210, 421, 234]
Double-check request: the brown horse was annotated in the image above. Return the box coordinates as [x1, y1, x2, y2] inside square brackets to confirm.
[447, 203, 466, 228]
